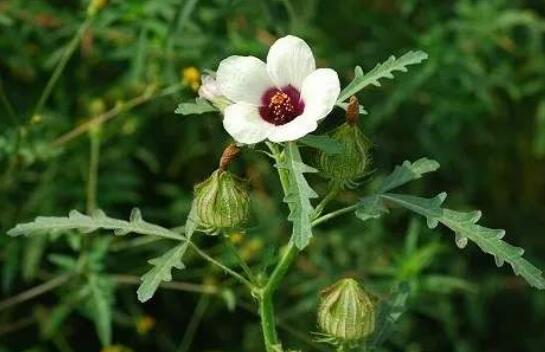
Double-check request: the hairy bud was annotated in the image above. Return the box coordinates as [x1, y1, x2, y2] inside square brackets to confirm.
[318, 123, 371, 184]
[194, 170, 249, 232]
[317, 278, 376, 342]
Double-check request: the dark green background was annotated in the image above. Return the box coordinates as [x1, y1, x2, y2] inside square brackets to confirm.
[1, 0, 544, 351]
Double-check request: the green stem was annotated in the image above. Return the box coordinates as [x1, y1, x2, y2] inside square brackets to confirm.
[312, 183, 341, 219]
[224, 236, 257, 284]
[187, 241, 254, 291]
[312, 203, 361, 227]
[176, 293, 210, 352]
[0, 77, 18, 126]
[32, 16, 93, 119]
[86, 124, 101, 213]
[259, 142, 302, 351]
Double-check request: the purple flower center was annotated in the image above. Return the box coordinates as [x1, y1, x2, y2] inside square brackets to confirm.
[259, 85, 305, 125]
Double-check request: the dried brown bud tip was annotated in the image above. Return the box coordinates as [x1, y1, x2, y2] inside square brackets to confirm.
[346, 96, 359, 126]
[219, 144, 241, 170]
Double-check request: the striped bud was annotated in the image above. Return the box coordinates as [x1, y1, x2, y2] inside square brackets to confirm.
[194, 169, 249, 232]
[317, 278, 376, 342]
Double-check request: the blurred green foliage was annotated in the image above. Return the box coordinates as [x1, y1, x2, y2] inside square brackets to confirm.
[1, 0, 544, 351]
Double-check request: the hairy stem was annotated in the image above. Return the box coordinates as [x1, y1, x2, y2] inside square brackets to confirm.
[258, 142, 301, 351]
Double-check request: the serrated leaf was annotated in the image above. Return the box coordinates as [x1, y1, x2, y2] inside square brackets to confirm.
[337, 50, 429, 103]
[299, 134, 343, 155]
[355, 195, 389, 222]
[367, 282, 410, 350]
[136, 242, 189, 302]
[377, 158, 440, 193]
[276, 142, 318, 249]
[87, 275, 113, 346]
[7, 209, 184, 241]
[374, 193, 545, 289]
[174, 98, 217, 115]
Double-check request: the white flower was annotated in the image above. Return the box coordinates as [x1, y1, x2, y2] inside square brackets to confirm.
[198, 74, 222, 101]
[216, 35, 340, 144]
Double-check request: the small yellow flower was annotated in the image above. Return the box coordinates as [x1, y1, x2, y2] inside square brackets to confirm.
[135, 315, 156, 335]
[30, 114, 43, 125]
[241, 238, 264, 261]
[229, 232, 244, 245]
[182, 67, 201, 91]
[100, 345, 133, 352]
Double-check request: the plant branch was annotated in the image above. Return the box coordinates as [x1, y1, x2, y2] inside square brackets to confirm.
[32, 16, 93, 119]
[187, 241, 254, 291]
[111, 274, 218, 294]
[312, 203, 361, 227]
[224, 236, 257, 284]
[52, 83, 183, 146]
[0, 273, 72, 312]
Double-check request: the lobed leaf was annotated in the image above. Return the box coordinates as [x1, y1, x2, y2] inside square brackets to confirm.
[175, 97, 217, 115]
[276, 142, 318, 249]
[136, 242, 189, 302]
[367, 282, 410, 350]
[377, 158, 440, 193]
[7, 208, 184, 241]
[356, 192, 545, 289]
[337, 50, 429, 103]
[87, 274, 113, 346]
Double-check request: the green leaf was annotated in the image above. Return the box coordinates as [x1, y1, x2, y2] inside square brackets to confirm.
[22, 237, 47, 281]
[276, 142, 318, 249]
[7, 208, 184, 241]
[368, 282, 410, 350]
[358, 192, 545, 289]
[337, 50, 429, 103]
[298, 134, 342, 155]
[377, 158, 440, 193]
[136, 242, 189, 302]
[87, 275, 113, 346]
[175, 98, 217, 115]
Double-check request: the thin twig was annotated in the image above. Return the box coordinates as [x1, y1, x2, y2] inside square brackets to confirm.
[187, 241, 255, 291]
[86, 122, 101, 213]
[224, 236, 257, 284]
[176, 294, 210, 352]
[0, 274, 71, 312]
[311, 203, 361, 227]
[111, 274, 218, 294]
[32, 17, 93, 119]
[0, 317, 36, 337]
[52, 83, 183, 146]
[0, 76, 19, 125]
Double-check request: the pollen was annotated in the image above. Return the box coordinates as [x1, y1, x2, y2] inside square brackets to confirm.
[259, 86, 305, 125]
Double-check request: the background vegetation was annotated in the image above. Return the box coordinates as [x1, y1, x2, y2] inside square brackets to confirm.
[1, 0, 544, 351]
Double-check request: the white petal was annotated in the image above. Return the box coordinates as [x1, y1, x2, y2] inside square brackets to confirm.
[300, 68, 340, 121]
[216, 56, 273, 105]
[266, 35, 316, 90]
[223, 103, 272, 144]
[267, 115, 318, 142]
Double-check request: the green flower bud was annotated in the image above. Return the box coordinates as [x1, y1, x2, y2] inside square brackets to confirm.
[318, 97, 370, 184]
[318, 122, 371, 183]
[317, 278, 376, 342]
[194, 169, 249, 232]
